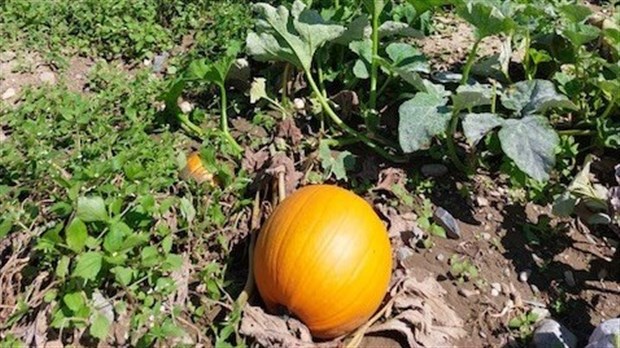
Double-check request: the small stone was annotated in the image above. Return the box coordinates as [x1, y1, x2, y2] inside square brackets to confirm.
[519, 270, 531, 283]
[477, 196, 489, 207]
[421, 163, 448, 177]
[436, 253, 445, 262]
[397, 247, 413, 261]
[491, 282, 501, 291]
[531, 284, 541, 294]
[143, 58, 152, 66]
[586, 318, 620, 348]
[479, 331, 487, 339]
[533, 319, 578, 348]
[481, 232, 491, 240]
[532, 253, 545, 267]
[504, 268, 511, 277]
[179, 101, 193, 114]
[2, 88, 16, 100]
[564, 270, 576, 287]
[152, 53, 169, 73]
[458, 288, 478, 298]
[39, 71, 56, 84]
[491, 288, 500, 297]
[293, 98, 305, 110]
[432, 207, 461, 239]
[489, 190, 501, 198]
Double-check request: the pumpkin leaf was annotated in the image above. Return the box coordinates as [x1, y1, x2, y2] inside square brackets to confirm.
[385, 42, 430, 86]
[501, 79, 577, 117]
[318, 141, 355, 181]
[455, 0, 516, 39]
[398, 92, 451, 153]
[462, 113, 504, 146]
[246, 1, 346, 71]
[349, 39, 372, 79]
[186, 40, 241, 87]
[498, 116, 559, 182]
[452, 83, 493, 112]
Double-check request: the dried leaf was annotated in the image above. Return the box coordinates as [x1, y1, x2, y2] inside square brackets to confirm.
[242, 148, 270, 174]
[231, 118, 268, 138]
[239, 305, 335, 348]
[367, 273, 466, 347]
[375, 168, 407, 192]
[267, 153, 303, 196]
[277, 118, 303, 146]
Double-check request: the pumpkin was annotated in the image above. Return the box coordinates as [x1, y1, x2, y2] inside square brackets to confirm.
[253, 184, 392, 339]
[181, 152, 215, 185]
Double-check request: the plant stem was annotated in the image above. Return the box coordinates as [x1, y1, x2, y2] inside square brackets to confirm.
[460, 37, 482, 85]
[369, 2, 381, 111]
[600, 96, 617, 119]
[557, 129, 596, 136]
[446, 112, 470, 174]
[177, 113, 204, 139]
[377, 74, 393, 98]
[304, 69, 404, 162]
[523, 31, 532, 80]
[281, 63, 290, 107]
[219, 84, 243, 154]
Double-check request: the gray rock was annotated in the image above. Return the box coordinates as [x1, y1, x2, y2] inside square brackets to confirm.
[436, 253, 445, 262]
[2, 87, 16, 100]
[433, 207, 461, 239]
[421, 163, 448, 177]
[586, 318, 620, 348]
[152, 52, 169, 73]
[533, 319, 578, 348]
[564, 270, 576, 287]
[39, 71, 56, 84]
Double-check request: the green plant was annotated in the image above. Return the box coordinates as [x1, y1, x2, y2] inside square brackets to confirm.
[508, 310, 539, 341]
[448, 255, 479, 282]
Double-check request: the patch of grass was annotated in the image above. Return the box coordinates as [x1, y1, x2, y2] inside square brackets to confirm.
[0, 0, 252, 62]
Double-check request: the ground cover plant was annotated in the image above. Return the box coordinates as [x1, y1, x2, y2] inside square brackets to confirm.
[1, 0, 619, 347]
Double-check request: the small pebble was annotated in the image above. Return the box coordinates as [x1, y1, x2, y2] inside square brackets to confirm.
[519, 270, 531, 283]
[532, 253, 545, 267]
[458, 288, 478, 298]
[2, 87, 16, 100]
[504, 268, 511, 277]
[477, 196, 489, 207]
[481, 232, 491, 240]
[39, 71, 56, 84]
[421, 163, 448, 177]
[531, 284, 541, 294]
[479, 331, 487, 339]
[491, 288, 500, 297]
[436, 253, 445, 262]
[179, 101, 193, 114]
[397, 247, 413, 261]
[564, 270, 576, 287]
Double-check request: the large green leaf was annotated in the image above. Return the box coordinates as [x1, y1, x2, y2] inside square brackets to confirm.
[398, 93, 450, 153]
[77, 196, 108, 223]
[501, 79, 577, 117]
[246, 1, 346, 71]
[462, 113, 504, 145]
[498, 116, 559, 181]
[66, 218, 87, 253]
[385, 43, 429, 86]
[73, 252, 103, 281]
[452, 83, 493, 112]
[456, 0, 515, 39]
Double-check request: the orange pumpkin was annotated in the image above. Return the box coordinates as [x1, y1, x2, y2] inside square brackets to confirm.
[181, 152, 215, 185]
[253, 184, 392, 339]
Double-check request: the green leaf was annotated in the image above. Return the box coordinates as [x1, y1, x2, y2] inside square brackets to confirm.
[379, 21, 423, 39]
[349, 39, 372, 79]
[456, 0, 515, 39]
[111, 266, 133, 286]
[90, 313, 111, 340]
[73, 252, 103, 281]
[398, 93, 450, 153]
[103, 221, 132, 253]
[63, 292, 85, 313]
[318, 141, 355, 181]
[562, 23, 600, 47]
[246, 1, 346, 71]
[558, 4, 592, 23]
[56, 255, 70, 278]
[66, 218, 88, 253]
[249, 78, 268, 104]
[452, 83, 493, 112]
[141, 246, 159, 268]
[501, 79, 577, 117]
[498, 116, 559, 182]
[552, 192, 577, 217]
[407, 0, 453, 15]
[179, 197, 196, 225]
[385, 43, 429, 84]
[462, 113, 504, 145]
[77, 196, 108, 223]
[0, 217, 13, 239]
[334, 16, 368, 45]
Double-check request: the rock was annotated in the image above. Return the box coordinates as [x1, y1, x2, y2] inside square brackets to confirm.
[432, 207, 461, 239]
[481, 232, 491, 240]
[531, 284, 540, 294]
[152, 52, 169, 73]
[396, 247, 413, 262]
[458, 288, 479, 298]
[421, 163, 448, 177]
[491, 288, 500, 297]
[519, 270, 531, 283]
[39, 71, 56, 84]
[564, 270, 576, 287]
[436, 253, 445, 262]
[179, 101, 193, 114]
[476, 196, 489, 207]
[2, 87, 16, 100]
[533, 319, 578, 348]
[586, 318, 620, 348]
